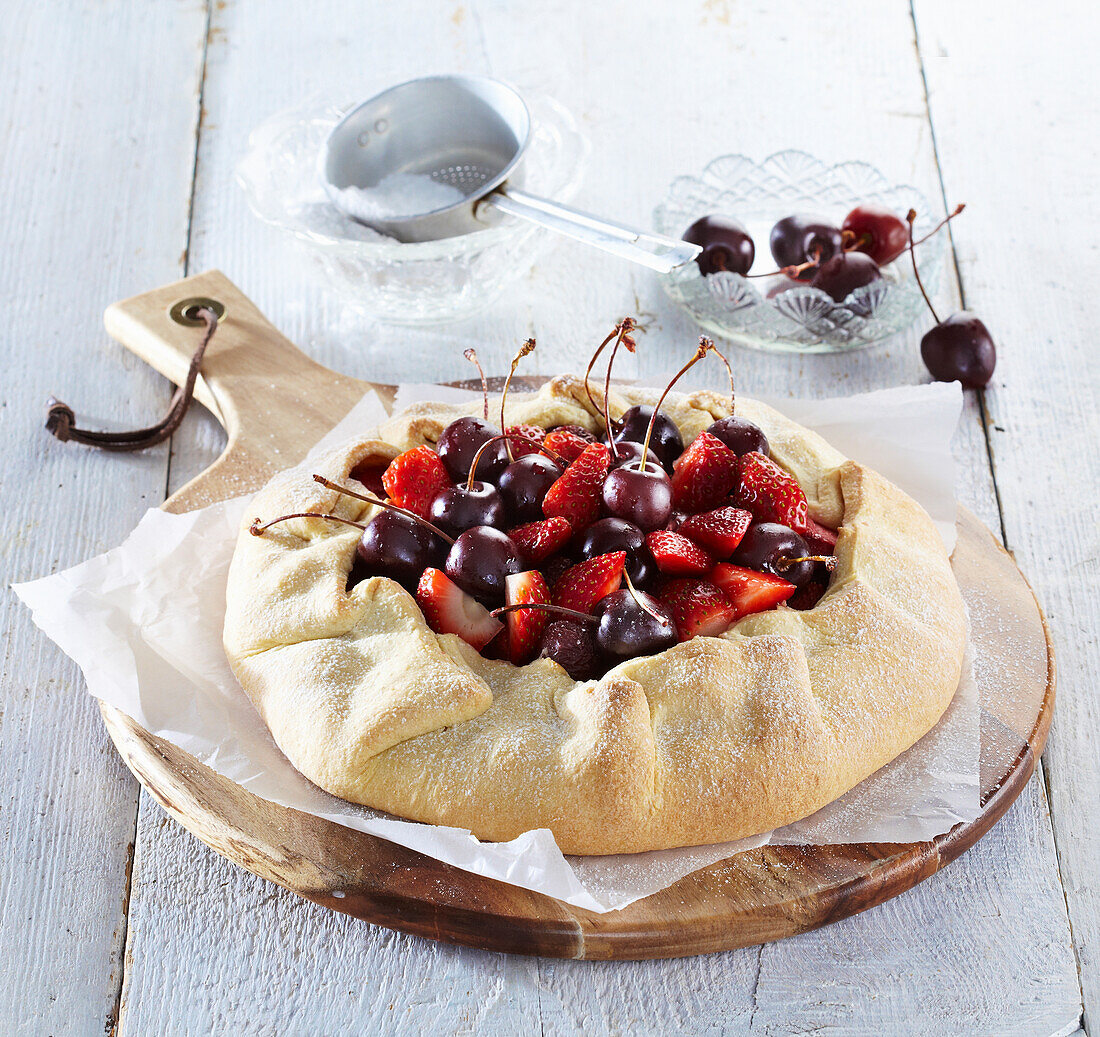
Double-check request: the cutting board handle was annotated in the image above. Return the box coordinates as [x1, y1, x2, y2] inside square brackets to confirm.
[105, 270, 369, 511]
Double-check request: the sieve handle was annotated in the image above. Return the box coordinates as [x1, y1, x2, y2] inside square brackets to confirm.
[479, 188, 701, 273]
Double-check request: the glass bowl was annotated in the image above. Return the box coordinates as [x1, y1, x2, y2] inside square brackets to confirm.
[237, 93, 588, 324]
[652, 151, 946, 353]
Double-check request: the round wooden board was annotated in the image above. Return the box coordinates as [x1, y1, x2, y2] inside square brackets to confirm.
[99, 508, 1054, 960]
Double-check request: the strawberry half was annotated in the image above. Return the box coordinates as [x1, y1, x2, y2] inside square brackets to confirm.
[382, 445, 451, 519]
[738, 452, 809, 534]
[551, 551, 626, 613]
[542, 427, 592, 464]
[416, 568, 504, 650]
[671, 431, 740, 512]
[710, 562, 796, 619]
[505, 424, 545, 458]
[542, 442, 611, 529]
[803, 516, 839, 555]
[658, 579, 738, 641]
[503, 571, 550, 664]
[645, 530, 712, 576]
[677, 506, 752, 558]
[508, 516, 573, 564]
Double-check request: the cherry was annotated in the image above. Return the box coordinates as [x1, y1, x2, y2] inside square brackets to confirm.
[539, 619, 603, 681]
[732, 522, 815, 587]
[358, 511, 449, 591]
[682, 215, 755, 277]
[550, 424, 596, 443]
[445, 526, 522, 604]
[594, 587, 677, 659]
[810, 251, 883, 303]
[437, 416, 507, 483]
[707, 415, 769, 456]
[842, 204, 909, 265]
[614, 405, 683, 468]
[770, 215, 843, 279]
[429, 481, 506, 537]
[906, 210, 996, 388]
[609, 439, 661, 470]
[498, 453, 562, 523]
[578, 517, 658, 588]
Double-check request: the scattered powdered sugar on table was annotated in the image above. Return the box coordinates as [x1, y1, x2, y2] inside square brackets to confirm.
[331, 172, 467, 222]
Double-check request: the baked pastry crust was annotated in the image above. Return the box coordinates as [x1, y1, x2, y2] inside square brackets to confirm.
[224, 377, 967, 855]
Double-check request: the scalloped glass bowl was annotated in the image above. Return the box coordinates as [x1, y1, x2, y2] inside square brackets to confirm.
[237, 94, 588, 324]
[653, 152, 945, 353]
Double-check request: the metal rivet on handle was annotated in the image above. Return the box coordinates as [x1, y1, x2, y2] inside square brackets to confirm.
[169, 297, 226, 326]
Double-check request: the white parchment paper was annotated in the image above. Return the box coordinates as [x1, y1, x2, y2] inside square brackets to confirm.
[15, 381, 979, 913]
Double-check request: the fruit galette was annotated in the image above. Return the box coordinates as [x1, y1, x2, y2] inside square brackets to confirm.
[225, 327, 966, 855]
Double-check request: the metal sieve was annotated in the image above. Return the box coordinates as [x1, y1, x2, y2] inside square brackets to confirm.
[320, 75, 700, 272]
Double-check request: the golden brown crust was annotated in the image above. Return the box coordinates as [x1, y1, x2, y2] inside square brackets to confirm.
[224, 378, 967, 854]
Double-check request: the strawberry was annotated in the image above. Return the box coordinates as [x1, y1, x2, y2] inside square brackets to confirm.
[710, 562, 796, 619]
[505, 424, 545, 458]
[670, 431, 740, 512]
[416, 568, 503, 650]
[381, 445, 451, 519]
[738, 452, 809, 534]
[503, 571, 550, 664]
[542, 427, 592, 464]
[508, 516, 573, 564]
[542, 442, 611, 529]
[551, 551, 626, 613]
[658, 579, 738, 641]
[787, 580, 826, 612]
[645, 530, 713, 576]
[677, 506, 752, 558]
[803, 516, 839, 555]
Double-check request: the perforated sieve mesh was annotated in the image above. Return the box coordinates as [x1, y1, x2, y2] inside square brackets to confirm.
[429, 164, 496, 195]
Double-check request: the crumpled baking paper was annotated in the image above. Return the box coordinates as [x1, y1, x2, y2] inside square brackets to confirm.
[15, 381, 979, 913]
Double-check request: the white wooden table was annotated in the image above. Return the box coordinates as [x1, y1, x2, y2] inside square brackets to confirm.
[2, 1, 1096, 1033]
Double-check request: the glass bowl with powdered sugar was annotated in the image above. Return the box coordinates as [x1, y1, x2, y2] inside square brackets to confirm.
[238, 93, 588, 324]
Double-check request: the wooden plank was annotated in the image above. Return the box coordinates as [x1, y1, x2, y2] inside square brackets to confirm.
[913, 1, 1099, 1030]
[0, 1, 208, 1033]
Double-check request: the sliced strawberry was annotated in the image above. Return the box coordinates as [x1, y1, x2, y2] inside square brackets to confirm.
[710, 562, 796, 619]
[671, 431, 740, 512]
[645, 530, 713, 576]
[508, 516, 573, 564]
[541, 427, 592, 464]
[381, 446, 451, 519]
[542, 442, 611, 529]
[787, 580, 826, 612]
[505, 424, 545, 458]
[803, 516, 839, 555]
[677, 506, 752, 558]
[738, 452, 809, 533]
[416, 568, 503, 650]
[551, 551, 626, 613]
[503, 571, 550, 664]
[658, 579, 738, 641]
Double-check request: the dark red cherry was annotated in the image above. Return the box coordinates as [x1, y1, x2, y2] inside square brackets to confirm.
[843, 204, 909, 265]
[602, 463, 673, 532]
[609, 440, 660, 469]
[731, 522, 814, 587]
[920, 312, 997, 388]
[682, 215, 755, 277]
[594, 589, 677, 659]
[444, 526, 522, 605]
[540, 620, 603, 681]
[429, 482, 505, 538]
[578, 517, 657, 588]
[615, 405, 683, 469]
[436, 417, 508, 483]
[356, 511, 448, 592]
[498, 454, 562, 523]
[770, 215, 843, 278]
[810, 251, 883, 303]
[541, 554, 577, 588]
[707, 415, 769, 456]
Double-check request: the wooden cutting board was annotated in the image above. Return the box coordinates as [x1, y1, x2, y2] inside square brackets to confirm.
[97, 270, 1055, 959]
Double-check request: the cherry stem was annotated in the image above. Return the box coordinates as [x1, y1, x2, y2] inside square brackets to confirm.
[637, 337, 712, 470]
[911, 203, 965, 249]
[778, 554, 838, 572]
[250, 511, 365, 536]
[583, 324, 621, 418]
[464, 348, 489, 421]
[708, 339, 735, 414]
[490, 602, 598, 625]
[311, 474, 455, 544]
[603, 318, 636, 446]
[906, 209, 940, 323]
[623, 569, 666, 624]
[501, 338, 536, 463]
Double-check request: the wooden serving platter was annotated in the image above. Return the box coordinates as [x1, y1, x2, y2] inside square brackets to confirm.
[97, 270, 1055, 960]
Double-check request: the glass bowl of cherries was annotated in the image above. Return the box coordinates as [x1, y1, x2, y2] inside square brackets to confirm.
[653, 151, 951, 354]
